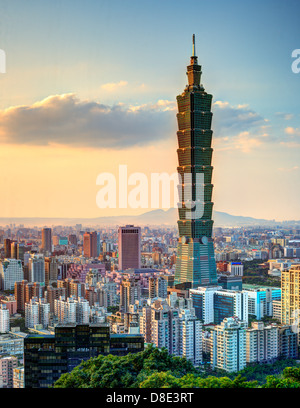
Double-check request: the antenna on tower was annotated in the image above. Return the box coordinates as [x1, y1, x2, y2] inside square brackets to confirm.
[192, 34, 196, 56]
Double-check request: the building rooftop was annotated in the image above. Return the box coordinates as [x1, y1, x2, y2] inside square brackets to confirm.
[242, 284, 281, 291]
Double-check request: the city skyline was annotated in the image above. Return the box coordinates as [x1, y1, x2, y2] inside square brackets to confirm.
[0, 0, 299, 221]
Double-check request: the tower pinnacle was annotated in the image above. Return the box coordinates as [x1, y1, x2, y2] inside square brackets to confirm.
[187, 34, 201, 88]
[192, 34, 196, 57]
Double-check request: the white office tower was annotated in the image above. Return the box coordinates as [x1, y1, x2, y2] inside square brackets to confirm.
[246, 321, 279, 363]
[0, 259, 23, 290]
[179, 309, 202, 366]
[244, 287, 281, 320]
[211, 317, 247, 372]
[38, 299, 50, 329]
[228, 262, 244, 276]
[28, 254, 45, 283]
[76, 297, 90, 324]
[25, 297, 39, 328]
[25, 297, 50, 329]
[189, 286, 221, 324]
[0, 304, 10, 333]
[213, 289, 249, 325]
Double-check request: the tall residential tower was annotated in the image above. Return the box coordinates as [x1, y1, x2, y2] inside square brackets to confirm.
[174, 35, 217, 288]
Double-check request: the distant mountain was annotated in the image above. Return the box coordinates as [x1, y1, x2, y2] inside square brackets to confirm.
[0, 208, 298, 227]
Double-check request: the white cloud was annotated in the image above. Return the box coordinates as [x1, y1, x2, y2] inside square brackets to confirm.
[212, 100, 270, 151]
[101, 80, 128, 91]
[0, 93, 174, 149]
[285, 126, 300, 136]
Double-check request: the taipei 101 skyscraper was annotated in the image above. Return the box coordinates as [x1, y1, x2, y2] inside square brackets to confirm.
[174, 35, 218, 288]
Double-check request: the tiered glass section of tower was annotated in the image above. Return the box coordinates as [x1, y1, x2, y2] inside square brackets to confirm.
[174, 40, 218, 288]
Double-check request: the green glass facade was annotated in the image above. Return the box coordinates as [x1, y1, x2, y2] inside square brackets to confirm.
[174, 37, 217, 288]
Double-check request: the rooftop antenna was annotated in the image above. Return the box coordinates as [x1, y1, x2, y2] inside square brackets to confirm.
[192, 34, 196, 56]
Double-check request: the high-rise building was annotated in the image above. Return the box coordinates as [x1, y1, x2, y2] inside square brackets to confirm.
[120, 276, 141, 313]
[228, 262, 244, 276]
[14, 280, 45, 313]
[140, 298, 202, 365]
[118, 225, 141, 271]
[149, 276, 168, 299]
[54, 296, 77, 324]
[54, 296, 90, 324]
[14, 280, 28, 313]
[211, 317, 247, 372]
[0, 295, 17, 315]
[190, 286, 248, 325]
[218, 275, 243, 291]
[139, 306, 152, 343]
[11, 241, 18, 259]
[57, 278, 85, 299]
[281, 265, 300, 327]
[0, 259, 23, 290]
[44, 257, 58, 286]
[83, 231, 98, 258]
[190, 286, 221, 324]
[25, 297, 50, 329]
[25, 296, 39, 328]
[76, 297, 90, 324]
[245, 286, 281, 321]
[213, 289, 249, 325]
[179, 309, 202, 366]
[13, 367, 24, 388]
[41, 228, 52, 254]
[0, 335, 23, 357]
[0, 356, 18, 388]
[17, 243, 25, 261]
[150, 301, 180, 356]
[0, 304, 10, 333]
[174, 35, 217, 288]
[272, 299, 282, 321]
[278, 325, 298, 359]
[4, 238, 11, 258]
[246, 321, 279, 363]
[28, 254, 45, 283]
[44, 285, 66, 313]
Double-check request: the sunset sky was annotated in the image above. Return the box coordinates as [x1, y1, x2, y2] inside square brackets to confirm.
[0, 0, 299, 221]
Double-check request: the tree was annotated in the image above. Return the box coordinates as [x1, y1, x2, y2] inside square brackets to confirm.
[53, 344, 300, 389]
[54, 345, 197, 388]
[139, 372, 181, 388]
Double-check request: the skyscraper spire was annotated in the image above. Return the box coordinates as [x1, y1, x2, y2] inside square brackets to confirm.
[187, 34, 201, 88]
[192, 34, 196, 57]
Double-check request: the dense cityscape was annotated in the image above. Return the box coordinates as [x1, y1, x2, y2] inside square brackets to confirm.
[1, 221, 300, 388]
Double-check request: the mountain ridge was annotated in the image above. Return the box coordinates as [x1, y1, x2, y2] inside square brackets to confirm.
[0, 208, 298, 227]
